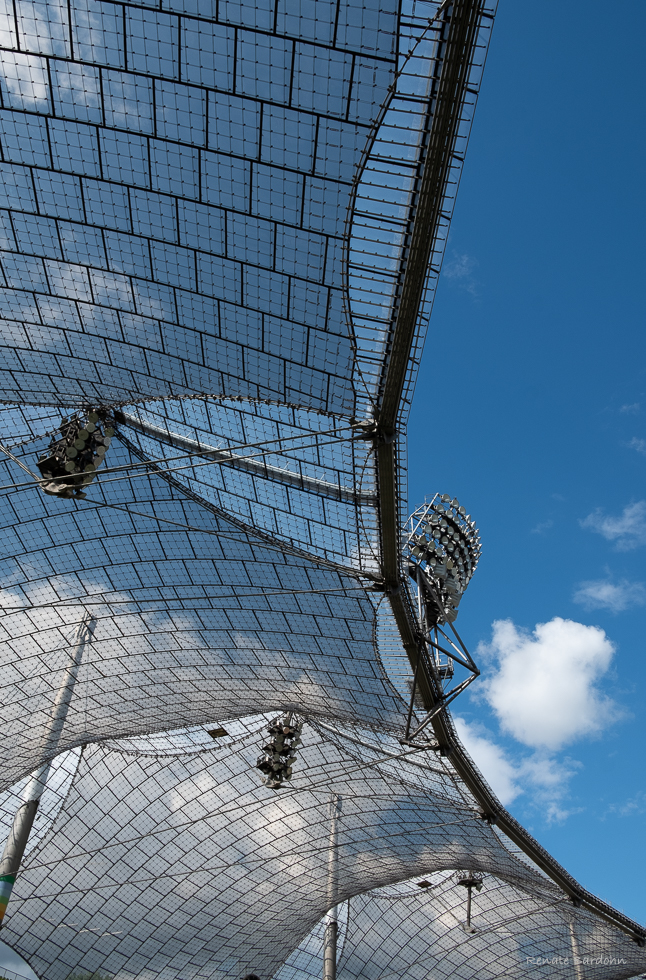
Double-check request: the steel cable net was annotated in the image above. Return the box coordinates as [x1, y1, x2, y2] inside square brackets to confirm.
[2, 721, 645, 980]
[0, 0, 643, 975]
[0, 427, 408, 792]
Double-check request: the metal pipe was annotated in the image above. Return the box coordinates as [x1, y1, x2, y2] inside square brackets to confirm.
[116, 412, 376, 507]
[0, 613, 94, 927]
[568, 922, 584, 980]
[323, 794, 342, 980]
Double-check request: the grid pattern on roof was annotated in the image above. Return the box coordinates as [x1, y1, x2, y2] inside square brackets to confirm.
[0, 0, 494, 422]
[0, 432, 407, 792]
[115, 398, 381, 569]
[0, 0, 400, 410]
[4, 720, 644, 980]
[1, 0, 639, 973]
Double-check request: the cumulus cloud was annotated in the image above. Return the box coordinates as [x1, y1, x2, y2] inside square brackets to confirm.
[454, 717, 520, 805]
[454, 717, 578, 819]
[573, 578, 646, 612]
[477, 618, 620, 751]
[581, 500, 646, 550]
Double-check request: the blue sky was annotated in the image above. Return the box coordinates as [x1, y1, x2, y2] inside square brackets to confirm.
[409, 0, 646, 924]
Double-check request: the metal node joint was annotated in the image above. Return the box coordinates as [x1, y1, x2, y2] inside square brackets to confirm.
[349, 419, 396, 444]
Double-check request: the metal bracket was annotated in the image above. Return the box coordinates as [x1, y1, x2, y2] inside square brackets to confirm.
[402, 563, 479, 742]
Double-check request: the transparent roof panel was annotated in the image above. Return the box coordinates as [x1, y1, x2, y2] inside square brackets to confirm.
[0, 0, 640, 974]
[0, 0, 400, 410]
[5, 720, 645, 980]
[0, 430, 405, 791]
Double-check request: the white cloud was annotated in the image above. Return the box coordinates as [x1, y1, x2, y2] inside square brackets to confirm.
[628, 437, 646, 455]
[477, 618, 619, 751]
[573, 578, 646, 612]
[443, 251, 479, 295]
[530, 518, 553, 535]
[581, 500, 646, 550]
[620, 403, 640, 414]
[454, 717, 520, 805]
[454, 717, 578, 820]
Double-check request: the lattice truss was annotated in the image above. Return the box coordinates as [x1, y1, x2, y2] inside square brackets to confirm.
[0, 0, 644, 977]
[1, 722, 645, 980]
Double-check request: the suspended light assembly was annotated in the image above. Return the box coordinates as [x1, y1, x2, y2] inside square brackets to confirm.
[36, 411, 115, 499]
[256, 714, 302, 789]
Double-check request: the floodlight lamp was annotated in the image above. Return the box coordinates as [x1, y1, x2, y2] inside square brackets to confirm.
[405, 494, 482, 625]
[256, 714, 303, 789]
[36, 410, 115, 499]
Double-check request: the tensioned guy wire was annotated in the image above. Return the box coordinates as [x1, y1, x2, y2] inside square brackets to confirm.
[0, 432, 365, 496]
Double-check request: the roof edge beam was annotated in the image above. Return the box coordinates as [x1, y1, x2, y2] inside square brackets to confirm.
[373, 0, 646, 946]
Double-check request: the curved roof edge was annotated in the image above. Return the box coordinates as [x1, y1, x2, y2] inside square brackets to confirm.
[379, 0, 646, 948]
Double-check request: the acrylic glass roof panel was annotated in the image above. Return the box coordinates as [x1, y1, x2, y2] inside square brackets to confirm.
[0, 428, 406, 791]
[277, 878, 646, 980]
[6, 720, 645, 980]
[0, 0, 495, 419]
[332, 879, 646, 980]
[115, 398, 381, 570]
[0, 0, 400, 410]
[2, 720, 545, 980]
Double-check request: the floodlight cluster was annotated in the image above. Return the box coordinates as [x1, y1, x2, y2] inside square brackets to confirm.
[404, 494, 482, 621]
[36, 412, 114, 499]
[256, 715, 303, 790]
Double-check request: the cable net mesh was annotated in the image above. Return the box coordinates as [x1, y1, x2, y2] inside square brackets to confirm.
[0, 0, 643, 975]
[0, 429, 409, 792]
[3, 721, 645, 980]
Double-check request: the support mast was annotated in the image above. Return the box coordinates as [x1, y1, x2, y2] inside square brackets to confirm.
[323, 794, 342, 980]
[0, 612, 95, 926]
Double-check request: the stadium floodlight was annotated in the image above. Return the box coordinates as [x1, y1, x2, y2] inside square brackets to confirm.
[256, 715, 303, 789]
[36, 411, 115, 499]
[403, 494, 482, 624]
[401, 495, 482, 742]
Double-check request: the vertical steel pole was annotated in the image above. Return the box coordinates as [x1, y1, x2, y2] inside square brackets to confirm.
[568, 922, 584, 980]
[0, 612, 94, 927]
[323, 793, 341, 980]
